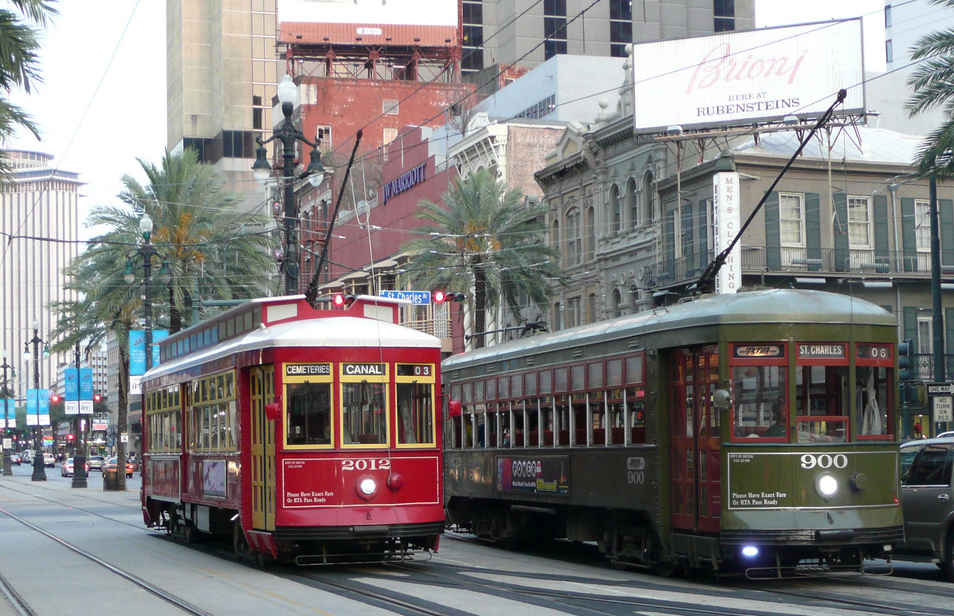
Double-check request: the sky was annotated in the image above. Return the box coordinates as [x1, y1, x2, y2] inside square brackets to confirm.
[4, 0, 887, 235]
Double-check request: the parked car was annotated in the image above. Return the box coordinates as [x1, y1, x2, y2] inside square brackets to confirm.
[60, 457, 89, 477]
[897, 435, 954, 580]
[103, 457, 135, 478]
[10, 453, 20, 465]
[43, 452, 55, 467]
[87, 455, 105, 472]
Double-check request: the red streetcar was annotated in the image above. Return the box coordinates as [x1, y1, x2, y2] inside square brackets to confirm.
[140, 295, 445, 565]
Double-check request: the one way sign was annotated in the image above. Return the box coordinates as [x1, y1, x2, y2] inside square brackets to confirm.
[927, 382, 954, 395]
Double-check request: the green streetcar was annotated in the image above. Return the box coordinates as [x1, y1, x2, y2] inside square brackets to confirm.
[443, 289, 903, 577]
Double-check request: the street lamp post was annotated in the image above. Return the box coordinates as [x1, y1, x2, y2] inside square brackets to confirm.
[24, 319, 48, 481]
[252, 74, 327, 295]
[124, 215, 171, 488]
[1, 350, 14, 476]
[71, 343, 87, 489]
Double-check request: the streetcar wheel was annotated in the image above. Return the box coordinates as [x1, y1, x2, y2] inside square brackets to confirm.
[182, 522, 200, 544]
[233, 522, 250, 560]
[943, 530, 954, 582]
[655, 559, 684, 578]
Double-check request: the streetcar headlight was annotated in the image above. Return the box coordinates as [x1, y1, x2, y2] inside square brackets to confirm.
[357, 477, 377, 500]
[741, 546, 760, 558]
[814, 473, 839, 500]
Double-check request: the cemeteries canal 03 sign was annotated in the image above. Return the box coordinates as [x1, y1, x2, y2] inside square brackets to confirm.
[496, 456, 569, 495]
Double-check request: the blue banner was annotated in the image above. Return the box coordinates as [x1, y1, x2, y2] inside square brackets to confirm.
[130, 330, 169, 376]
[2, 398, 13, 428]
[65, 368, 79, 400]
[130, 330, 146, 375]
[153, 330, 169, 368]
[80, 368, 93, 400]
[26, 389, 49, 426]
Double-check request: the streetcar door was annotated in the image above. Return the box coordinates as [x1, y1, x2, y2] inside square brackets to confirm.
[670, 347, 722, 534]
[250, 366, 276, 530]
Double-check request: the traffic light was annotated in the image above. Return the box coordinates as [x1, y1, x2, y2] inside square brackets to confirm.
[332, 293, 355, 308]
[67, 433, 74, 442]
[898, 339, 914, 382]
[50, 393, 60, 403]
[433, 290, 464, 303]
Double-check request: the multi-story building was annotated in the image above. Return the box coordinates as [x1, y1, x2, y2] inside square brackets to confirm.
[462, 0, 755, 73]
[0, 150, 81, 408]
[868, 0, 954, 136]
[166, 0, 279, 212]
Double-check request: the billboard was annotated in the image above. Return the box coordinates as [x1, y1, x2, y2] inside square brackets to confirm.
[632, 20, 865, 132]
[280, 0, 456, 27]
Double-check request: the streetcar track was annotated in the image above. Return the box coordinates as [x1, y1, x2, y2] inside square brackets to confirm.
[0, 505, 212, 616]
[0, 481, 149, 531]
[386, 534, 954, 616]
[0, 570, 35, 616]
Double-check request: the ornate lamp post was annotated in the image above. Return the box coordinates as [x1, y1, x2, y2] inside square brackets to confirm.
[124, 215, 171, 488]
[24, 319, 49, 481]
[1, 350, 15, 476]
[252, 74, 327, 295]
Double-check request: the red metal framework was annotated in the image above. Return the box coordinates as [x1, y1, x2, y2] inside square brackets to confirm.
[280, 22, 461, 83]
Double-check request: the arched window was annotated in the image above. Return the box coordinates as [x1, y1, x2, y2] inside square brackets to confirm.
[642, 171, 656, 226]
[551, 219, 561, 259]
[609, 184, 621, 232]
[611, 289, 622, 318]
[552, 302, 563, 331]
[627, 177, 638, 228]
[585, 206, 595, 261]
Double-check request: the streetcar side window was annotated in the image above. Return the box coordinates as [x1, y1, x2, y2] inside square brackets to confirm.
[189, 371, 238, 454]
[856, 366, 888, 437]
[286, 381, 332, 445]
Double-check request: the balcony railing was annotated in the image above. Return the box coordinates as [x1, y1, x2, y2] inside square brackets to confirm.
[644, 246, 954, 289]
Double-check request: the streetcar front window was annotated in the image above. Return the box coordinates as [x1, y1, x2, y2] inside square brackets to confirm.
[342, 381, 387, 444]
[396, 381, 434, 445]
[286, 381, 332, 445]
[731, 365, 787, 439]
[795, 365, 849, 442]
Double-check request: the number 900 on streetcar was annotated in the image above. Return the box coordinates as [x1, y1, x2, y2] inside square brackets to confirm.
[140, 295, 445, 565]
[442, 289, 903, 577]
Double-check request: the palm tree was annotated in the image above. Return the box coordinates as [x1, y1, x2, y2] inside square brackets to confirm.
[51, 149, 275, 488]
[114, 149, 276, 332]
[0, 0, 57, 179]
[401, 168, 561, 348]
[906, 0, 954, 177]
